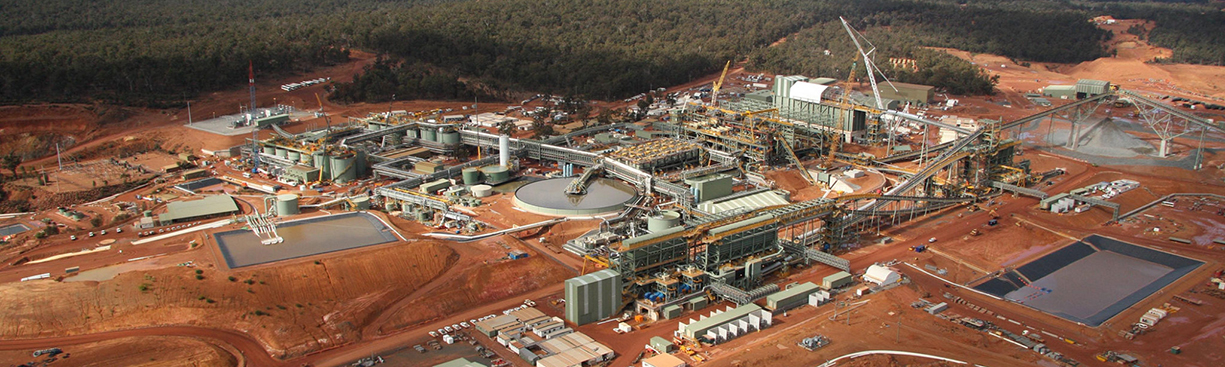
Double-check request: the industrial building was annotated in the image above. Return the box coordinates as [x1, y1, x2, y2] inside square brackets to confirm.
[677, 304, 773, 344]
[434, 358, 487, 367]
[1075, 79, 1112, 99]
[648, 336, 675, 353]
[870, 81, 935, 106]
[823, 271, 853, 289]
[1043, 85, 1077, 100]
[564, 269, 622, 325]
[158, 195, 240, 225]
[641, 354, 687, 367]
[864, 264, 900, 286]
[765, 282, 821, 313]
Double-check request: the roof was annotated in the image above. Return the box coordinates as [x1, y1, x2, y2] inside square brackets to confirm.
[883, 81, 934, 92]
[642, 353, 687, 367]
[650, 336, 673, 347]
[684, 304, 762, 336]
[766, 282, 820, 303]
[158, 195, 239, 222]
[823, 271, 852, 282]
[1076, 79, 1110, 87]
[565, 269, 620, 287]
[697, 190, 790, 214]
[809, 77, 838, 85]
[789, 81, 832, 104]
[1044, 85, 1076, 91]
[286, 165, 319, 174]
[433, 357, 487, 367]
[865, 265, 898, 283]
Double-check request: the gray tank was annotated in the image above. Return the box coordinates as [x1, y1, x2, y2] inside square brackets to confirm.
[421, 128, 437, 142]
[330, 155, 357, 183]
[275, 194, 300, 216]
[262, 146, 275, 155]
[405, 129, 419, 139]
[275, 148, 288, 158]
[313, 152, 330, 179]
[462, 167, 483, 185]
[440, 131, 460, 145]
[287, 151, 300, 161]
[647, 210, 682, 232]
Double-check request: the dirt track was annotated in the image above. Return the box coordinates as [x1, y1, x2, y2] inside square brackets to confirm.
[0, 326, 277, 367]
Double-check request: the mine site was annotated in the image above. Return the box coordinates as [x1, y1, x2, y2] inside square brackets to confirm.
[2, 1, 1225, 367]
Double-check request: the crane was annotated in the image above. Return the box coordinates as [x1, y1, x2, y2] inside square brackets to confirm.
[838, 17, 898, 110]
[824, 61, 857, 169]
[315, 93, 333, 130]
[710, 61, 731, 107]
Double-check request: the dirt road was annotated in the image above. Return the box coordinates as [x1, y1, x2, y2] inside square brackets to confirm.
[0, 326, 280, 367]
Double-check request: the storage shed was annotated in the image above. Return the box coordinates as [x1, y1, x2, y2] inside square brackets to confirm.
[822, 271, 853, 289]
[649, 336, 676, 353]
[872, 82, 935, 105]
[1042, 85, 1077, 100]
[765, 282, 820, 313]
[864, 264, 900, 286]
[1075, 79, 1111, 99]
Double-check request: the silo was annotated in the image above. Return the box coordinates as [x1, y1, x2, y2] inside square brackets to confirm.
[480, 165, 511, 185]
[275, 148, 288, 158]
[499, 135, 510, 167]
[287, 151, 301, 162]
[440, 131, 460, 145]
[330, 155, 357, 183]
[421, 128, 437, 142]
[350, 195, 371, 210]
[313, 152, 330, 179]
[262, 146, 275, 155]
[462, 167, 483, 185]
[647, 210, 682, 232]
[275, 194, 300, 216]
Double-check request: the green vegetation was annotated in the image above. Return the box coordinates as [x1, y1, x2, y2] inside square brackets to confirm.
[0, 0, 1221, 105]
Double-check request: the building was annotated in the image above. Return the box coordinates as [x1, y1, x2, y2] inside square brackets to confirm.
[434, 358, 488, 367]
[684, 174, 733, 203]
[864, 264, 900, 286]
[532, 332, 615, 367]
[158, 195, 240, 225]
[1043, 85, 1076, 100]
[564, 269, 622, 325]
[181, 168, 208, 180]
[678, 304, 772, 344]
[1075, 79, 1111, 99]
[765, 282, 821, 313]
[873, 82, 935, 105]
[281, 165, 321, 184]
[649, 336, 675, 353]
[642, 354, 687, 367]
[822, 271, 853, 289]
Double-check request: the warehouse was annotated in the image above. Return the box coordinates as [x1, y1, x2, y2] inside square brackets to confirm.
[765, 282, 821, 313]
[678, 304, 772, 343]
[158, 195, 240, 225]
[1075, 79, 1111, 99]
[864, 264, 900, 286]
[281, 165, 321, 184]
[822, 271, 853, 289]
[434, 358, 487, 367]
[565, 269, 622, 325]
[872, 81, 935, 105]
[642, 354, 687, 367]
[1042, 85, 1076, 100]
[532, 332, 615, 367]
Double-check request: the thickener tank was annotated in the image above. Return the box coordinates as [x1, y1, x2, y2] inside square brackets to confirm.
[471, 184, 494, 198]
[313, 152, 330, 178]
[421, 128, 437, 142]
[647, 210, 682, 232]
[480, 165, 511, 185]
[462, 167, 483, 185]
[275, 194, 300, 216]
[440, 131, 460, 145]
[350, 195, 371, 210]
[330, 155, 357, 183]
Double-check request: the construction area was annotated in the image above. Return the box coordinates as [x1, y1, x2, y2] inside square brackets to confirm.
[2, 14, 1225, 367]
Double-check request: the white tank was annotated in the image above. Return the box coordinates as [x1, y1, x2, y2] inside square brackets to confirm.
[499, 135, 510, 167]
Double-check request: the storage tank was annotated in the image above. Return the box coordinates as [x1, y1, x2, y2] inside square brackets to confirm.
[262, 146, 275, 155]
[275, 148, 288, 158]
[647, 210, 682, 232]
[405, 128, 419, 139]
[384, 133, 401, 146]
[416, 211, 432, 222]
[499, 135, 510, 167]
[313, 152, 330, 179]
[471, 184, 494, 198]
[330, 155, 357, 183]
[287, 151, 300, 162]
[481, 165, 511, 185]
[275, 194, 300, 216]
[462, 167, 483, 185]
[350, 195, 371, 210]
[421, 128, 437, 142]
[440, 131, 460, 145]
[384, 201, 399, 212]
[299, 153, 312, 165]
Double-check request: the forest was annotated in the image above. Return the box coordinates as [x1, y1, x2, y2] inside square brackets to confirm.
[0, 0, 1221, 105]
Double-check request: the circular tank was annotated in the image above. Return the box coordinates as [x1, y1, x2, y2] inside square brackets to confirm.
[330, 155, 357, 183]
[262, 146, 275, 155]
[421, 128, 437, 142]
[384, 201, 399, 211]
[647, 210, 682, 232]
[480, 165, 511, 184]
[471, 184, 494, 198]
[275, 148, 288, 158]
[405, 129, 419, 139]
[416, 211, 431, 222]
[351, 196, 370, 210]
[313, 152, 330, 178]
[513, 177, 637, 216]
[440, 131, 460, 145]
[462, 167, 483, 185]
[275, 194, 300, 216]
[287, 151, 301, 161]
[300, 153, 313, 166]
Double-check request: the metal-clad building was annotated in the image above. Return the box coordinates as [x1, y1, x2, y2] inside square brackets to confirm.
[822, 271, 853, 289]
[158, 195, 240, 225]
[874, 82, 934, 105]
[684, 174, 733, 203]
[649, 336, 675, 353]
[1042, 85, 1077, 100]
[564, 269, 622, 325]
[433, 358, 487, 367]
[678, 304, 772, 343]
[765, 282, 820, 313]
[1075, 79, 1111, 98]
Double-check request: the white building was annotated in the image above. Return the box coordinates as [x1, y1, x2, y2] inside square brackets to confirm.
[864, 264, 900, 286]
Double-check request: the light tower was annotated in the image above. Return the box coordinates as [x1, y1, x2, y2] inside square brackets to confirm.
[248, 61, 257, 112]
